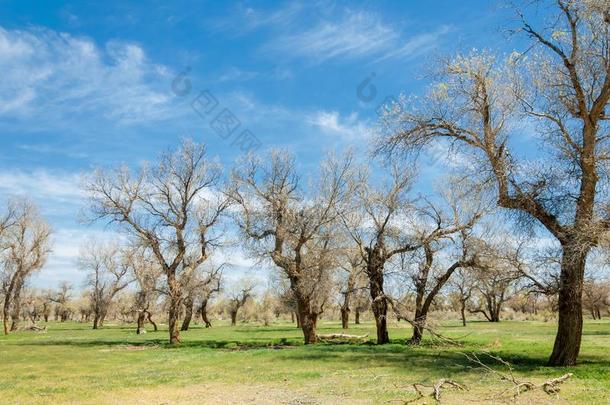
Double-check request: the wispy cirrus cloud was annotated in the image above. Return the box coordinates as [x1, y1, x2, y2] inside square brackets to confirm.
[211, 2, 303, 35]
[265, 10, 398, 63]
[0, 26, 179, 128]
[252, 7, 452, 64]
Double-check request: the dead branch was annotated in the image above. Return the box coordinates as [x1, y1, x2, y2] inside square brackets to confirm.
[316, 333, 369, 343]
[408, 378, 467, 403]
[462, 352, 572, 399]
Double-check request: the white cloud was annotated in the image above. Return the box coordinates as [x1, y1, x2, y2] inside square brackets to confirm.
[212, 2, 303, 34]
[261, 9, 450, 64]
[307, 110, 370, 140]
[33, 227, 123, 289]
[374, 25, 452, 62]
[265, 10, 396, 63]
[0, 169, 83, 206]
[0, 26, 177, 126]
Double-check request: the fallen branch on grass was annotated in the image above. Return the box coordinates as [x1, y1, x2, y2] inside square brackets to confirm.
[408, 378, 467, 403]
[462, 352, 572, 399]
[316, 333, 369, 343]
[23, 325, 47, 333]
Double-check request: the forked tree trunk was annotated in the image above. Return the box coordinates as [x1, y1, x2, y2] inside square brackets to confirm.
[409, 311, 426, 345]
[136, 311, 146, 334]
[200, 300, 212, 327]
[548, 245, 587, 366]
[181, 297, 193, 331]
[293, 288, 318, 344]
[146, 311, 158, 331]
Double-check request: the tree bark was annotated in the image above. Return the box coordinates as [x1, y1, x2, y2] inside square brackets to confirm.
[181, 297, 193, 331]
[230, 310, 238, 326]
[167, 272, 181, 344]
[460, 301, 467, 326]
[548, 245, 587, 366]
[93, 314, 100, 330]
[340, 308, 349, 329]
[355, 309, 361, 324]
[136, 311, 146, 334]
[367, 248, 389, 344]
[146, 311, 158, 331]
[298, 306, 318, 344]
[369, 265, 389, 344]
[200, 300, 212, 327]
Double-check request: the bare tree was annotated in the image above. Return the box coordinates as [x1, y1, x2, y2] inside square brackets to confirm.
[231, 151, 352, 343]
[342, 168, 481, 344]
[85, 140, 230, 344]
[378, 1, 610, 365]
[128, 247, 162, 334]
[198, 275, 221, 328]
[582, 279, 610, 319]
[227, 283, 254, 326]
[79, 240, 133, 329]
[51, 282, 73, 322]
[338, 250, 365, 329]
[449, 268, 477, 326]
[469, 243, 523, 323]
[1, 200, 51, 334]
[180, 264, 222, 331]
[407, 214, 480, 343]
[340, 165, 416, 344]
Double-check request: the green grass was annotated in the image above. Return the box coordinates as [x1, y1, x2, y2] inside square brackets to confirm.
[1, 319, 609, 404]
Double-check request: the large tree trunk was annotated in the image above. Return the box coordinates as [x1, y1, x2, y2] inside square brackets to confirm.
[230, 310, 238, 326]
[200, 300, 212, 327]
[136, 311, 146, 334]
[460, 301, 467, 326]
[369, 265, 389, 344]
[167, 272, 182, 344]
[340, 308, 349, 329]
[2, 298, 10, 335]
[181, 297, 193, 331]
[548, 245, 587, 366]
[355, 309, 361, 324]
[92, 313, 100, 329]
[294, 287, 318, 344]
[409, 310, 426, 345]
[297, 304, 318, 344]
[9, 276, 24, 332]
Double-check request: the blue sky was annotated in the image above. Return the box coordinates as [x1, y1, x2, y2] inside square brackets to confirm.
[0, 1, 529, 289]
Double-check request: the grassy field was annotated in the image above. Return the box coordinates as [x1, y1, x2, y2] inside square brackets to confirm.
[0, 319, 608, 404]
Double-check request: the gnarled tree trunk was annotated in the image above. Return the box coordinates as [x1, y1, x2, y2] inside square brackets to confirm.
[146, 311, 158, 331]
[200, 300, 212, 327]
[167, 273, 182, 344]
[181, 297, 194, 331]
[369, 264, 389, 344]
[136, 311, 146, 334]
[548, 244, 587, 366]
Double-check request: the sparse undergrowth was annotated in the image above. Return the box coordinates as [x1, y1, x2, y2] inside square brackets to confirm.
[0, 320, 608, 404]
